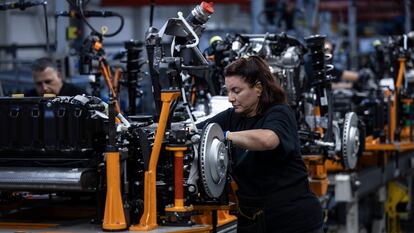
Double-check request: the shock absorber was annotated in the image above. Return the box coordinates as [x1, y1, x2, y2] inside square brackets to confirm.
[305, 35, 335, 113]
[305, 35, 334, 141]
[305, 35, 334, 84]
[124, 40, 144, 115]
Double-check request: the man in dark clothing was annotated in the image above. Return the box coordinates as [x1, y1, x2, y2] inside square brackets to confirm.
[25, 57, 86, 97]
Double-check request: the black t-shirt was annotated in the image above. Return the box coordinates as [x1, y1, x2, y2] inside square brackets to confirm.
[198, 104, 323, 232]
[24, 82, 87, 97]
[198, 104, 308, 196]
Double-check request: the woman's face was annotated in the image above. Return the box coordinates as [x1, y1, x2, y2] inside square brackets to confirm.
[225, 75, 262, 117]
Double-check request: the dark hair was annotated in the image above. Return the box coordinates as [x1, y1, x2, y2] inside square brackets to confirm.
[31, 57, 58, 73]
[224, 56, 286, 114]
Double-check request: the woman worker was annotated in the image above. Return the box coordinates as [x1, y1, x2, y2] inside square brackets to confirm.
[198, 56, 323, 233]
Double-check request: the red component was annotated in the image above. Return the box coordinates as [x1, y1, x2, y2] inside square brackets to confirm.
[174, 154, 184, 200]
[201, 2, 214, 14]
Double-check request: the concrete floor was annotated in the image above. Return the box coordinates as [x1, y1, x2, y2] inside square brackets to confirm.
[0, 222, 213, 233]
[0, 196, 237, 233]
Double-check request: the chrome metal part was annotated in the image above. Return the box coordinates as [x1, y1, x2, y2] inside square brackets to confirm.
[342, 112, 360, 169]
[199, 123, 229, 198]
[0, 167, 97, 191]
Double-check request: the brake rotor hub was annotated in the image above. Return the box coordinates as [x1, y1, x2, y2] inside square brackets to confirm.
[342, 112, 360, 169]
[199, 123, 229, 198]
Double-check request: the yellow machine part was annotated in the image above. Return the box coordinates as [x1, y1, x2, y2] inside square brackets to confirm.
[385, 181, 410, 233]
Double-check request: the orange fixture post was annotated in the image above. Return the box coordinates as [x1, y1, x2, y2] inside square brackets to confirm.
[102, 151, 127, 230]
[383, 89, 393, 142]
[130, 90, 181, 231]
[303, 155, 328, 196]
[395, 58, 406, 95]
[390, 57, 406, 142]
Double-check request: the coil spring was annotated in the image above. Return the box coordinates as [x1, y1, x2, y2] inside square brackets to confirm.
[125, 40, 144, 74]
[305, 35, 334, 84]
[325, 54, 334, 74]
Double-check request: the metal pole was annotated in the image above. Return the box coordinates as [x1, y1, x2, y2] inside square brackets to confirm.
[348, 0, 358, 70]
[0, 12, 8, 44]
[311, 0, 320, 34]
[405, 0, 412, 34]
[0, 10, 9, 68]
[55, 0, 68, 55]
[251, 0, 264, 33]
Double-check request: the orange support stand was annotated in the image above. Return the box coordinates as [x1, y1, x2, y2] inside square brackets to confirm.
[303, 155, 329, 196]
[383, 89, 393, 143]
[390, 57, 405, 143]
[365, 142, 414, 152]
[192, 182, 237, 227]
[130, 90, 181, 231]
[395, 58, 406, 96]
[324, 160, 344, 172]
[102, 151, 127, 230]
[165, 146, 194, 213]
[192, 206, 237, 227]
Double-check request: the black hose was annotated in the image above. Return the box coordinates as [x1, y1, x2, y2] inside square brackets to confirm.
[78, 0, 124, 38]
[149, 0, 155, 27]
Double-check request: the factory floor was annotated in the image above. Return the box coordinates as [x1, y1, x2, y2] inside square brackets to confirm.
[0, 222, 214, 233]
[0, 193, 237, 233]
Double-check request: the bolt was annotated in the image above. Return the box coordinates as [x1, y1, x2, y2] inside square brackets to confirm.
[188, 186, 195, 193]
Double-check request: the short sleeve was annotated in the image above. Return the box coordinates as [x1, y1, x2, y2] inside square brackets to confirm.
[261, 105, 300, 158]
[196, 108, 233, 131]
[331, 67, 344, 82]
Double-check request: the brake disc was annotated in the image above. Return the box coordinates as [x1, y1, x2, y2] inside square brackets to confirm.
[342, 112, 360, 169]
[199, 123, 229, 198]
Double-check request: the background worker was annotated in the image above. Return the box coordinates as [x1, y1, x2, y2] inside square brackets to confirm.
[25, 57, 87, 97]
[324, 40, 359, 90]
[198, 56, 323, 233]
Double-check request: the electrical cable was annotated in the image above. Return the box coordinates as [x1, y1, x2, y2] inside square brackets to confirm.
[149, 0, 155, 27]
[77, 0, 124, 37]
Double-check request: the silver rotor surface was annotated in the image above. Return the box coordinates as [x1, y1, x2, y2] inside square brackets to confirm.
[199, 123, 229, 198]
[342, 112, 360, 169]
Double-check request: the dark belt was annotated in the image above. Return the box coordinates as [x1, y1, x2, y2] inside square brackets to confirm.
[237, 179, 310, 209]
